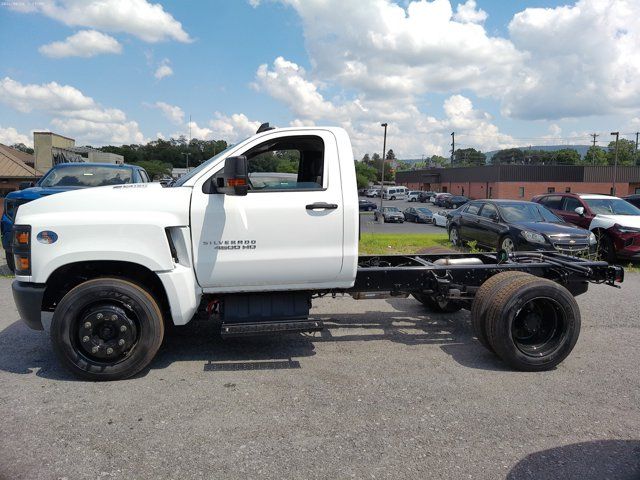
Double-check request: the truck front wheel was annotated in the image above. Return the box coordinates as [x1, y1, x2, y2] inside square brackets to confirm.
[50, 278, 164, 381]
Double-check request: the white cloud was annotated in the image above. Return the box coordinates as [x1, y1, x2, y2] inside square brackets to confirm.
[39, 30, 122, 58]
[0, 126, 31, 147]
[154, 59, 173, 80]
[504, 0, 640, 119]
[0, 77, 145, 144]
[453, 0, 487, 24]
[248, 0, 261, 7]
[12, 0, 191, 43]
[172, 113, 262, 143]
[154, 101, 184, 124]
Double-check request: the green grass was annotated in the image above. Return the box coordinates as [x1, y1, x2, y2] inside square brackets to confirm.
[359, 233, 451, 255]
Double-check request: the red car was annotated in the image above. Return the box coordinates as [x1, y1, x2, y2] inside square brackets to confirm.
[532, 193, 640, 262]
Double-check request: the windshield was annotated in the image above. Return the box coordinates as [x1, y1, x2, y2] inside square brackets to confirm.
[39, 165, 133, 187]
[383, 207, 400, 212]
[499, 203, 563, 223]
[583, 198, 640, 216]
[416, 208, 432, 215]
[172, 144, 237, 187]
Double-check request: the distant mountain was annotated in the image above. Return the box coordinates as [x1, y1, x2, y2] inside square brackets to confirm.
[485, 145, 599, 162]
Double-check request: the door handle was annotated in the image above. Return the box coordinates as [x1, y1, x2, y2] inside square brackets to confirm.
[306, 202, 338, 210]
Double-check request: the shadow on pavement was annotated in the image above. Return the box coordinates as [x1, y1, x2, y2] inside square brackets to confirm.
[0, 297, 507, 381]
[507, 440, 640, 480]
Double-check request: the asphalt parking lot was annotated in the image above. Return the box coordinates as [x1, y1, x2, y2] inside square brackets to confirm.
[0, 270, 638, 479]
[360, 196, 448, 234]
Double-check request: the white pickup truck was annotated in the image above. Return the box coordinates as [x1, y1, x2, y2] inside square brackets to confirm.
[11, 125, 623, 380]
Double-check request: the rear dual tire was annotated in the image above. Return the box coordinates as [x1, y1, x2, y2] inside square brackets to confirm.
[471, 272, 581, 371]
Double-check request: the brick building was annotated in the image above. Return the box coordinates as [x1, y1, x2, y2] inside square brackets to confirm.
[395, 165, 640, 200]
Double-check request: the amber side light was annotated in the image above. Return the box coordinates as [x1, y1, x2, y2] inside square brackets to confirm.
[15, 231, 29, 245]
[227, 179, 247, 187]
[15, 255, 30, 272]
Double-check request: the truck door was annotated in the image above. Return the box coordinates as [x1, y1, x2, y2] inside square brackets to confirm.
[190, 132, 345, 289]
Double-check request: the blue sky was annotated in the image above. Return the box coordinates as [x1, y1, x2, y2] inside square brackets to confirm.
[1, 0, 638, 158]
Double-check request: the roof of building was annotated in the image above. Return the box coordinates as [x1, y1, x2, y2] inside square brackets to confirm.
[33, 131, 75, 142]
[0, 143, 41, 178]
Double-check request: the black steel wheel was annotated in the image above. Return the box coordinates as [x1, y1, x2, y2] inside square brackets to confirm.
[484, 276, 580, 371]
[5, 250, 14, 273]
[470, 271, 531, 352]
[50, 278, 164, 381]
[412, 293, 462, 313]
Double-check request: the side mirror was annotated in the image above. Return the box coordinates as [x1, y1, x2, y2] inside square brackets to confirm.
[18, 181, 34, 190]
[574, 206, 585, 216]
[215, 156, 249, 196]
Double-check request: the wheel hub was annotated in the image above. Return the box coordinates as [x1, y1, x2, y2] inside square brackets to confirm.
[78, 305, 137, 360]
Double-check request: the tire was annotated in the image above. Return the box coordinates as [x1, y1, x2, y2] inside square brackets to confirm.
[470, 271, 531, 351]
[412, 293, 462, 313]
[50, 278, 164, 381]
[390, 196, 396, 201]
[5, 250, 14, 273]
[499, 235, 517, 253]
[596, 231, 616, 263]
[449, 225, 461, 246]
[484, 276, 581, 371]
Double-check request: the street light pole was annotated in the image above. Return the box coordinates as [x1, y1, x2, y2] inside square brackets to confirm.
[610, 131, 619, 195]
[379, 123, 388, 216]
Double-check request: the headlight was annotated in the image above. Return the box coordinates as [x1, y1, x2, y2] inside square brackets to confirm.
[521, 230, 547, 244]
[614, 223, 640, 234]
[589, 232, 597, 245]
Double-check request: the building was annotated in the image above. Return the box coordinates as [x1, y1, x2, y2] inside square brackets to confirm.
[0, 144, 42, 214]
[33, 132, 124, 172]
[395, 165, 640, 200]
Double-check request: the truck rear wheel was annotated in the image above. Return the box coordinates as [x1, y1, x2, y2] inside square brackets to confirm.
[470, 270, 530, 352]
[412, 293, 462, 313]
[484, 276, 580, 371]
[50, 278, 164, 381]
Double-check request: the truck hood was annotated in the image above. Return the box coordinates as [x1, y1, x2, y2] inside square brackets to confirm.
[16, 183, 192, 227]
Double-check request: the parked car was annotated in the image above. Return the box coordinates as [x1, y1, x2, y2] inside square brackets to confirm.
[359, 199, 378, 211]
[432, 210, 449, 227]
[374, 206, 405, 223]
[623, 194, 640, 209]
[365, 188, 380, 197]
[418, 191, 436, 203]
[403, 207, 433, 223]
[407, 191, 421, 202]
[1, 162, 150, 272]
[444, 195, 469, 209]
[447, 199, 596, 254]
[532, 193, 640, 262]
[433, 193, 452, 207]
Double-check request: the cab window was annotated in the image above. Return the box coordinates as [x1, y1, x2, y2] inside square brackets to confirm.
[243, 136, 324, 191]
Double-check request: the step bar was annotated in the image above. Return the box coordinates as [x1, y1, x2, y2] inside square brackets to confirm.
[220, 319, 324, 337]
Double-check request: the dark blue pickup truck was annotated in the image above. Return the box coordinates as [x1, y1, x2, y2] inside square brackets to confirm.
[2, 162, 150, 271]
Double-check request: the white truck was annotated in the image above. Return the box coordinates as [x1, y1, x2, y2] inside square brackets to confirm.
[11, 125, 624, 380]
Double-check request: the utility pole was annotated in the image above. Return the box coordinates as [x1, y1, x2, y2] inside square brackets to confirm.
[591, 133, 599, 148]
[450, 132, 455, 165]
[610, 131, 619, 196]
[635, 132, 639, 165]
[379, 123, 388, 216]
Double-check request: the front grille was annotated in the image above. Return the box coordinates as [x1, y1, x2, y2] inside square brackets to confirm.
[549, 234, 590, 256]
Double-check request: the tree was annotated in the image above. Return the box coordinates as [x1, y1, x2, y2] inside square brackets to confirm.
[607, 138, 638, 166]
[583, 146, 608, 165]
[552, 149, 580, 165]
[385, 149, 396, 161]
[354, 160, 377, 189]
[130, 160, 172, 179]
[361, 153, 371, 165]
[11, 143, 34, 155]
[492, 148, 525, 165]
[454, 148, 485, 166]
[429, 155, 449, 167]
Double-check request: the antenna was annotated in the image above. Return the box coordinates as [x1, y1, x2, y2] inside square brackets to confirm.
[256, 122, 275, 134]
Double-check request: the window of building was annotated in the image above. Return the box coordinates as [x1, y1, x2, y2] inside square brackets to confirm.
[442, 186, 448, 193]
[610, 187, 615, 195]
[488, 187, 493, 198]
[565, 187, 571, 193]
[547, 187, 556, 193]
[636, 188, 640, 194]
[242, 135, 325, 191]
[518, 187, 525, 197]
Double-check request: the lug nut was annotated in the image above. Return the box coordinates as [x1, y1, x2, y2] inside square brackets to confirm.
[106, 348, 114, 355]
[91, 346, 99, 354]
[96, 313, 103, 320]
[120, 325, 127, 332]
[82, 336, 90, 343]
[118, 339, 125, 346]
[84, 322, 92, 329]
[111, 315, 117, 321]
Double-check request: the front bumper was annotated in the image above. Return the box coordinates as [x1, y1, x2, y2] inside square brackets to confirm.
[12, 281, 45, 330]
